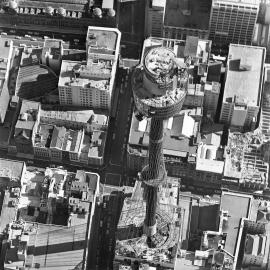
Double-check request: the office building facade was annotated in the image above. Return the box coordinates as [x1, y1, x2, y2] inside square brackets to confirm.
[209, 0, 260, 46]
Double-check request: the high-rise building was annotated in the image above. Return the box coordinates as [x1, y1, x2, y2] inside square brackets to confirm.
[0, 38, 13, 123]
[114, 38, 188, 269]
[209, 0, 260, 46]
[219, 44, 265, 130]
[145, 0, 166, 37]
[58, 26, 121, 112]
[252, 2, 270, 62]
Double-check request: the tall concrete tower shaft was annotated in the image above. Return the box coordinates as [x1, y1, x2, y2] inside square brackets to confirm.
[143, 118, 165, 234]
[132, 46, 187, 238]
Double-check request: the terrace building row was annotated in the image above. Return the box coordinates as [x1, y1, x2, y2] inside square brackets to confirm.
[9, 99, 107, 166]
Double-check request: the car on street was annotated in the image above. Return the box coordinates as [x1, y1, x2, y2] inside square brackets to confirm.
[1, 32, 7, 35]
[25, 34, 31, 38]
[15, 36, 21, 39]
[30, 37, 37, 41]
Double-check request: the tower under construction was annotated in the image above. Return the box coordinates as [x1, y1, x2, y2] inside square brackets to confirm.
[114, 37, 188, 269]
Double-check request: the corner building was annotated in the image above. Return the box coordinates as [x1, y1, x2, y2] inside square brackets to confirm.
[58, 26, 121, 111]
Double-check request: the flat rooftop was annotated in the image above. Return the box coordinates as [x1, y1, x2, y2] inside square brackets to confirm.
[164, 0, 211, 30]
[220, 192, 252, 255]
[0, 158, 25, 181]
[0, 38, 12, 59]
[15, 100, 40, 133]
[44, 39, 62, 48]
[223, 44, 265, 106]
[87, 27, 119, 52]
[0, 191, 18, 233]
[58, 60, 110, 90]
[25, 222, 87, 270]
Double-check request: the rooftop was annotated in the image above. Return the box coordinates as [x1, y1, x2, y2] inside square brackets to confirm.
[220, 191, 252, 255]
[224, 131, 269, 185]
[50, 126, 83, 153]
[196, 144, 224, 174]
[0, 38, 12, 59]
[20, 47, 42, 67]
[44, 39, 62, 49]
[34, 124, 54, 148]
[223, 44, 265, 107]
[25, 222, 87, 270]
[58, 60, 110, 90]
[16, 64, 58, 99]
[128, 113, 198, 158]
[87, 27, 119, 52]
[0, 158, 25, 182]
[40, 109, 108, 127]
[164, 0, 211, 30]
[88, 130, 106, 158]
[15, 100, 40, 135]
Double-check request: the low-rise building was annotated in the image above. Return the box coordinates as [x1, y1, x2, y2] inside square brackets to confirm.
[14, 100, 41, 155]
[33, 122, 106, 166]
[40, 109, 108, 130]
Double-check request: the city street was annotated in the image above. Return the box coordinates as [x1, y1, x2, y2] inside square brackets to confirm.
[0, 19, 142, 270]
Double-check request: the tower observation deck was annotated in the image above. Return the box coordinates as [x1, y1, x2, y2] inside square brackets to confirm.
[132, 46, 188, 239]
